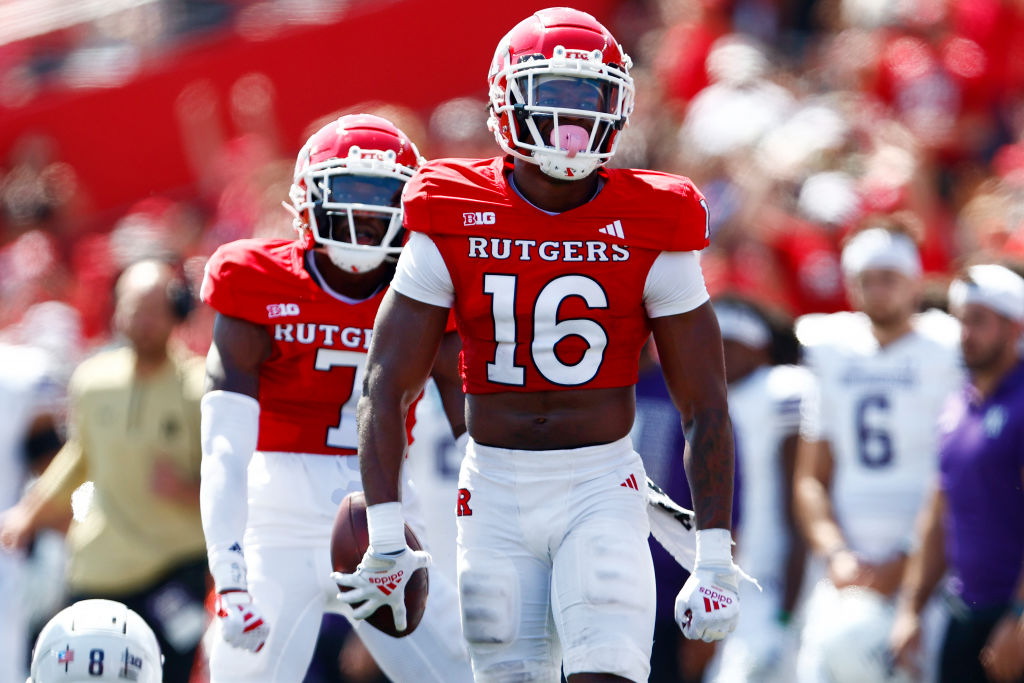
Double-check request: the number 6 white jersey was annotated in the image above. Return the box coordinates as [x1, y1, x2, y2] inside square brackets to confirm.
[796, 309, 963, 561]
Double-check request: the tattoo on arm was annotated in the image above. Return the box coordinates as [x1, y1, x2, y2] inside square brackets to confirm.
[683, 407, 735, 530]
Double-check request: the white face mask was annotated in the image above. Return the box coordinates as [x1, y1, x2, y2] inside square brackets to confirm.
[323, 242, 390, 274]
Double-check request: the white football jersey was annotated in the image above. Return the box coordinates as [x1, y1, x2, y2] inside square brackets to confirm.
[730, 364, 814, 585]
[797, 310, 963, 561]
[0, 343, 65, 508]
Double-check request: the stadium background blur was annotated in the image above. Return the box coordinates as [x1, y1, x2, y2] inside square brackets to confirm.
[1, 0, 1022, 681]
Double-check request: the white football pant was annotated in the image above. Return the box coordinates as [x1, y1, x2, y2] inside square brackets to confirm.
[208, 451, 473, 683]
[456, 436, 655, 683]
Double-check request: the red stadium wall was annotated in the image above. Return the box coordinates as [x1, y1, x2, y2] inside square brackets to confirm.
[0, 0, 618, 223]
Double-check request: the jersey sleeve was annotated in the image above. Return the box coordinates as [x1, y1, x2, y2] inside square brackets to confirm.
[643, 251, 709, 317]
[798, 370, 826, 441]
[200, 240, 290, 324]
[671, 178, 711, 251]
[391, 232, 455, 308]
[771, 365, 813, 433]
[611, 170, 712, 252]
[400, 163, 438, 234]
[200, 244, 246, 319]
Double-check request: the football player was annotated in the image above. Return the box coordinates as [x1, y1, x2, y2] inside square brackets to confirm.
[336, 9, 742, 683]
[0, 306, 74, 683]
[199, 113, 473, 683]
[793, 225, 963, 682]
[707, 297, 812, 683]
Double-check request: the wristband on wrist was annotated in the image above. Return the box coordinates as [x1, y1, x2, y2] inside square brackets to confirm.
[1010, 601, 1024, 619]
[366, 502, 406, 554]
[695, 528, 734, 566]
[209, 553, 248, 593]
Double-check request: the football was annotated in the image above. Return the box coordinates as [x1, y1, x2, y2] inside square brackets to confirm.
[330, 491, 429, 637]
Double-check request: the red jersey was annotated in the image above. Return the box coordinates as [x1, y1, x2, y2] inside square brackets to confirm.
[402, 157, 709, 394]
[201, 238, 416, 455]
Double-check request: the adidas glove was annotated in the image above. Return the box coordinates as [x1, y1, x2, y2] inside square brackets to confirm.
[332, 546, 430, 633]
[215, 590, 269, 653]
[675, 528, 742, 642]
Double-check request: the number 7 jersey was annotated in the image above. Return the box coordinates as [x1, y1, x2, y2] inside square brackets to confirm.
[201, 238, 415, 455]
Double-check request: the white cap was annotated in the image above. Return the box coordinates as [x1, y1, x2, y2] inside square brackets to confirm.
[948, 264, 1024, 322]
[715, 302, 771, 348]
[840, 227, 921, 278]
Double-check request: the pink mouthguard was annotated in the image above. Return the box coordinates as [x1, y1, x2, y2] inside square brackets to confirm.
[552, 125, 589, 158]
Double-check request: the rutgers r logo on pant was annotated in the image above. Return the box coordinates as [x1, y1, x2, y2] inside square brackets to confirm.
[456, 488, 473, 517]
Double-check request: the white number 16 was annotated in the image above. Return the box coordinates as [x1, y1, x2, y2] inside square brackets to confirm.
[484, 273, 608, 387]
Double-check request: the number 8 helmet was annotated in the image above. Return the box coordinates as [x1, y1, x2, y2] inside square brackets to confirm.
[487, 7, 635, 181]
[286, 113, 425, 274]
[28, 599, 162, 683]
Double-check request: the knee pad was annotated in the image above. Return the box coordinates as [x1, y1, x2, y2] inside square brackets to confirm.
[458, 561, 519, 645]
[577, 523, 653, 610]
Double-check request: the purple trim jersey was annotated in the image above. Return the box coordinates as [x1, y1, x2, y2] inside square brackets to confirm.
[938, 360, 1024, 608]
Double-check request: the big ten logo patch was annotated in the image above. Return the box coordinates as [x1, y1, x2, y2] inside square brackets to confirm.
[267, 303, 300, 318]
[456, 488, 473, 517]
[463, 211, 496, 226]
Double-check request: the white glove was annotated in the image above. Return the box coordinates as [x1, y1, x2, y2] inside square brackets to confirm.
[332, 546, 431, 632]
[675, 528, 747, 642]
[215, 590, 270, 652]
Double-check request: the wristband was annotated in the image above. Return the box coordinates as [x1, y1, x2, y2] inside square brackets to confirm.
[1011, 601, 1024, 619]
[210, 552, 248, 593]
[366, 502, 406, 554]
[695, 528, 734, 566]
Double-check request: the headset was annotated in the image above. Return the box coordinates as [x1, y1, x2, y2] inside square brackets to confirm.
[166, 274, 195, 322]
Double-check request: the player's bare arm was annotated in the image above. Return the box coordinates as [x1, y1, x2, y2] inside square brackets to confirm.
[430, 330, 467, 440]
[357, 289, 450, 505]
[650, 302, 733, 530]
[204, 313, 272, 397]
[890, 482, 947, 672]
[795, 435, 881, 588]
[780, 432, 808, 617]
[794, 437, 847, 553]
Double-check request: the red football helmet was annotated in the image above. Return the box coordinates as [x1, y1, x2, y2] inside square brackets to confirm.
[487, 7, 634, 181]
[286, 114, 424, 273]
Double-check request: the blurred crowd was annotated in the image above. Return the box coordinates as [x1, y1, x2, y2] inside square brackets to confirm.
[1, 0, 1023, 681]
[2, 0, 1023, 353]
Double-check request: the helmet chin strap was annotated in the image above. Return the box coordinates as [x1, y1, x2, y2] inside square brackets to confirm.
[534, 149, 601, 180]
[324, 243, 387, 274]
